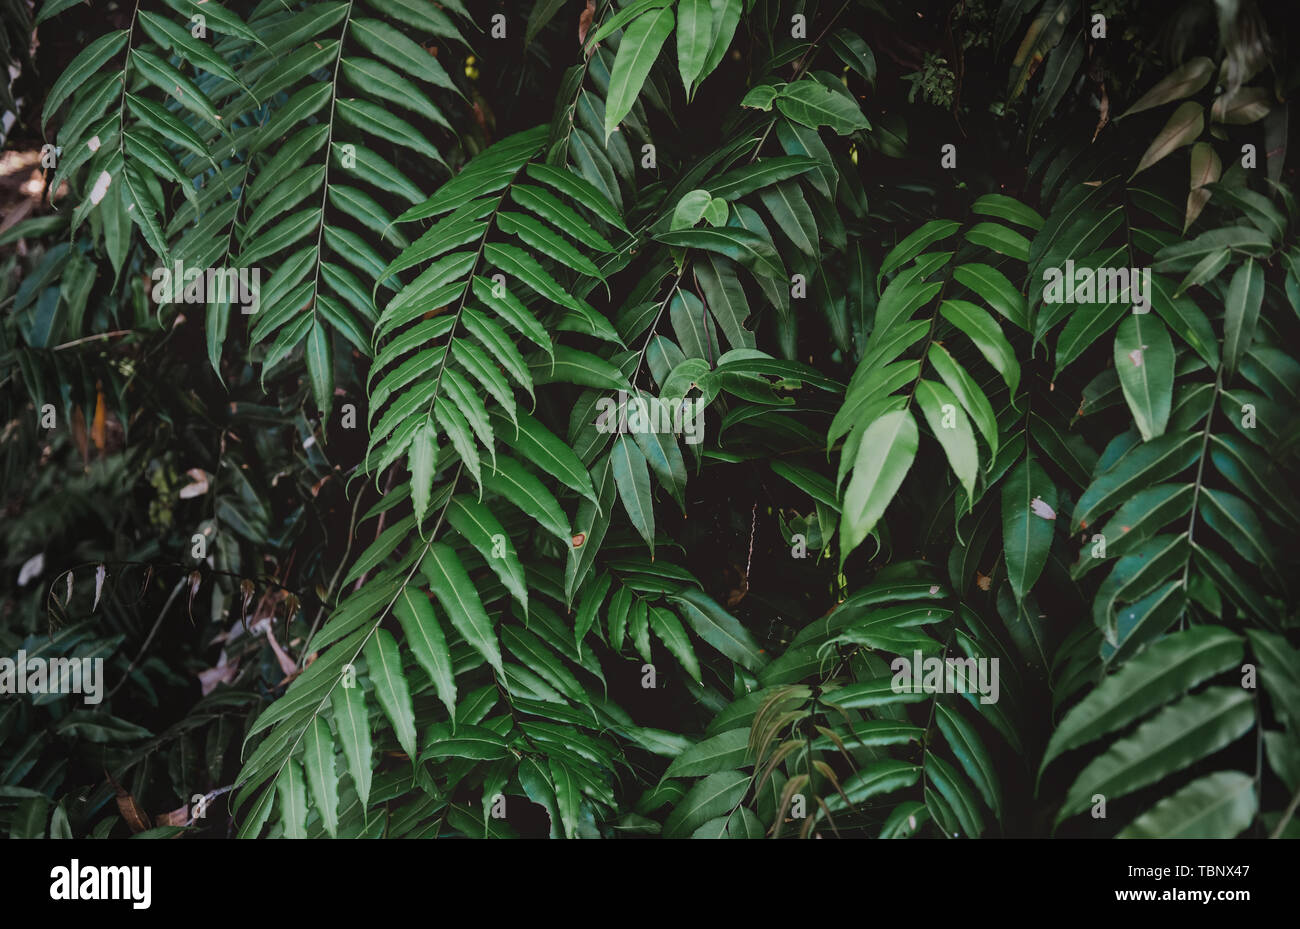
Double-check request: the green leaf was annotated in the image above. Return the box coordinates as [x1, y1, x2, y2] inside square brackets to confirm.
[422, 723, 509, 761]
[775, 79, 870, 134]
[828, 29, 876, 86]
[964, 222, 1031, 261]
[741, 84, 778, 110]
[1002, 458, 1057, 601]
[481, 456, 571, 542]
[605, 7, 675, 141]
[607, 584, 632, 652]
[367, 0, 461, 38]
[1246, 630, 1300, 729]
[699, 0, 742, 84]
[663, 770, 749, 837]
[526, 0, 568, 44]
[35, 0, 85, 25]
[927, 752, 984, 837]
[629, 597, 652, 662]
[44, 30, 128, 129]
[826, 759, 920, 809]
[393, 587, 457, 720]
[668, 588, 767, 672]
[878, 220, 960, 284]
[935, 704, 1001, 817]
[575, 573, 612, 655]
[1114, 313, 1174, 441]
[649, 604, 701, 682]
[927, 343, 1000, 459]
[612, 434, 655, 551]
[953, 263, 1028, 330]
[363, 628, 418, 759]
[11, 795, 49, 838]
[138, 11, 244, 91]
[484, 242, 589, 317]
[306, 321, 334, 420]
[940, 299, 1021, 394]
[676, 0, 711, 97]
[665, 729, 750, 778]
[408, 419, 438, 524]
[549, 759, 581, 839]
[586, 0, 673, 47]
[337, 97, 443, 161]
[672, 189, 714, 231]
[302, 717, 339, 837]
[655, 227, 784, 284]
[340, 57, 451, 129]
[1223, 258, 1264, 379]
[276, 761, 308, 839]
[1042, 626, 1244, 773]
[1117, 771, 1256, 838]
[495, 410, 598, 507]
[526, 163, 626, 231]
[130, 47, 223, 130]
[970, 194, 1044, 231]
[840, 409, 919, 561]
[497, 212, 603, 278]
[351, 18, 460, 94]
[331, 680, 372, 808]
[916, 379, 978, 506]
[709, 155, 820, 200]
[1073, 432, 1200, 532]
[421, 543, 504, 674]
[178, 0, 262, 44]
[759, 180, 818, 256]
[1058, 687, 1255, 823]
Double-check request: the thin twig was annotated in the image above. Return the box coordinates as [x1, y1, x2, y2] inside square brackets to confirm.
[183, 784, 235, 827]
[742, 501, 757, 597]
[51, 330, 134, 351]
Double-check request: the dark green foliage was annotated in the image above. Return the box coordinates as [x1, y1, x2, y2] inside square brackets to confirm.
[2, 0, 1298, 840]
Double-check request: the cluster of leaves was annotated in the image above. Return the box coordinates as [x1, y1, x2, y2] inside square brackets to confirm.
[3, 0, 1299, 839]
